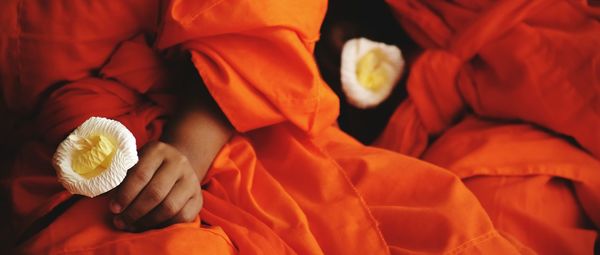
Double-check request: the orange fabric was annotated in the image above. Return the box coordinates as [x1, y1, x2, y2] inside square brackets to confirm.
[2, 0, 526, 254]
[374, 0, 600, 253]
[157, 0, 339, 134]
[17, 127, 526, 254]
[464, 176, 596, 255]
[377, 0, 600, 158]
[314, 128, 531, 254]
[18, 196, 236, 254]
[421, 117, 600, 254]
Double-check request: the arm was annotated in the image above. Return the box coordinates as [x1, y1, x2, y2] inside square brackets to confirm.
[162, 78, 233, 182]
[110, 77, 233, 232]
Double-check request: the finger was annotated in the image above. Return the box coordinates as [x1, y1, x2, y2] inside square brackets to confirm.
[117, 158, 183, 229]
[166, 191, 203, 226]
[134, 177, 197, 230]
[110, 142, 166, 215]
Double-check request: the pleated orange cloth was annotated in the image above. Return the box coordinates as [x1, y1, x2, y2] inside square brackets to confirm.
[0, 0, 527, 254]
[375, 0, 600, 253]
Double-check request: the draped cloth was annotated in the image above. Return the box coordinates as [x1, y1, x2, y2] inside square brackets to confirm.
[377, 0, 600, 158]
[376, 0, 600, 253]
[1, 0, 527, 254]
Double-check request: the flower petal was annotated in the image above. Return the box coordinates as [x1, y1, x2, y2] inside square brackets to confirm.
[340, 38, 405, 109]
[53, 117, 138, 198]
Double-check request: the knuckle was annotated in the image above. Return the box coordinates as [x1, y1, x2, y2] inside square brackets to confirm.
[180, 212, 194, 223]
[173, 213, 188, 223]
[160, 200, 179, 216]
[169, 155, 190, 175]
[172, 150, 188, 164]
[115, 192, 134, 206]
[145, 186, 164, 203]
[133, 170, 152, 183]
[155, 141, 170, 152]
[143, 141, 161, 152]
[175, 154, 188, 166]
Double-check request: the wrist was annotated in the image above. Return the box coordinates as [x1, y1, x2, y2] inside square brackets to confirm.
[162, 106, 233, 183]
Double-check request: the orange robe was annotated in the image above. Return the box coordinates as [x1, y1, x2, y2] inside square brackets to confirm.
[2, 0, 525, 254]
[377, 0, 600, 253]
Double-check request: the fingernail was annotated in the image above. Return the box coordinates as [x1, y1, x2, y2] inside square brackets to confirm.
[110, 201, 122, 214]
[113, 217, 125, 230]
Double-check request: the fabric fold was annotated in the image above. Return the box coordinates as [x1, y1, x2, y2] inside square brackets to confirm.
[379, 0, 600, 159]
[158, 0, 339, 135]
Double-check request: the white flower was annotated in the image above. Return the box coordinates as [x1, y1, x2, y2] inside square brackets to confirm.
[340, 38, 405, 109]
[53, 117, 138, 198]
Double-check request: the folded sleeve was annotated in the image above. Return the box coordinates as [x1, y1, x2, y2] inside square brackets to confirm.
[157, 0, 339, 134]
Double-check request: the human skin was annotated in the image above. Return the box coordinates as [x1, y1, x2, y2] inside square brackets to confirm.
[109, 79, 233, 232]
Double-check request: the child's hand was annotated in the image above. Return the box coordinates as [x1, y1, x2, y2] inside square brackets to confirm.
[108, 71, 232, 232]
[110, 141, 203, 232]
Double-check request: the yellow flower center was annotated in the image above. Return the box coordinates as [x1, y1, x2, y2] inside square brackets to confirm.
[72, 135, 116, 179]
[356, 48, 393, 92]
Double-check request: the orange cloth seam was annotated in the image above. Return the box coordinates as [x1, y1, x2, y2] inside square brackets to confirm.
[316, 145, 391, 255]
[452, 163, 596, 181]
[178, 0, 226, 27]
[446, 230, 500, 254]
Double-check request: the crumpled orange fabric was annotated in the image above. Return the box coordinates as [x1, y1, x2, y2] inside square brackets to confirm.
[2, 0, 529, 254]
[376, 0, 600, 158]
[375, 0, 600, 253]
[423, 116, 600, 254]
